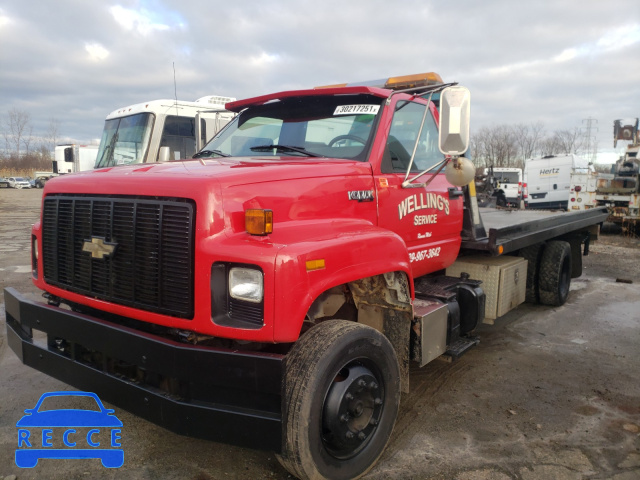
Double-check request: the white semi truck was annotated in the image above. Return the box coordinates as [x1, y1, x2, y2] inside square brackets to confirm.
[94, 96, 236, 168]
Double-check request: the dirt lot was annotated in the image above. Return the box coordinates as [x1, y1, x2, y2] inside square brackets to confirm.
[1, 188, 639, 480]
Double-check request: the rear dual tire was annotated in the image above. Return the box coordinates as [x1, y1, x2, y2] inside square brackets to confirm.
[538, 241, 572, 306]
[522, 240, 572, 307]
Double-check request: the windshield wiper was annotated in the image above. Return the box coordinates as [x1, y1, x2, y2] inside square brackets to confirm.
[193, 149, 231, 158]
[250, 144, 322, 157]
[97, 132, 118, 168]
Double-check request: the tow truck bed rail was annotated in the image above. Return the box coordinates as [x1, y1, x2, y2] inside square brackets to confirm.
[461, 207, 609, 255]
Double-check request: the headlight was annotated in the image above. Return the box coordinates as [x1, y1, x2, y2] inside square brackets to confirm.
[229, 267, 263, 303]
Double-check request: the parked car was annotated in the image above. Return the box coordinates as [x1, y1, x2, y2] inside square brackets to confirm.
[8, 177, 31, 189]
[34, 175, 54, 188]
[0, 177, 9, 188]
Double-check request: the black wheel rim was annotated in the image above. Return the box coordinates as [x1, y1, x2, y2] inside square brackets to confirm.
[321, 360, 384, 460]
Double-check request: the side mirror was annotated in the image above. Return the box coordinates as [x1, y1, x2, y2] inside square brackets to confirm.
[439, 86, 470, 156]
[158, 146, 171, 162]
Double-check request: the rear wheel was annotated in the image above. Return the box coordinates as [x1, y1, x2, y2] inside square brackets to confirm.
[278, 320, 400, 480]
[538, 241, 572, 306]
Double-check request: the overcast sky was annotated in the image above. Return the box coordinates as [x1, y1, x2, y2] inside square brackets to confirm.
[1, 0, 639, 163]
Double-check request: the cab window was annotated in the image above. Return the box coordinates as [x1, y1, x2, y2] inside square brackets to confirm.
[382, 101, 443, 173]
[160, 116, 197, 160]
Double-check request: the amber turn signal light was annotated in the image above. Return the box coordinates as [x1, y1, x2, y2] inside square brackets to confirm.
[306, 259, 326, 271]
[245, 209, 273, 235]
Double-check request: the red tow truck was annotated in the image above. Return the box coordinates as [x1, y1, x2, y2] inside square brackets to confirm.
[6, 73, 607, 479]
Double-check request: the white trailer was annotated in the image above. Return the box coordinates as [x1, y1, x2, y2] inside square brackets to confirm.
[94, 96, 236, 168]
[53, 144, 99, 174]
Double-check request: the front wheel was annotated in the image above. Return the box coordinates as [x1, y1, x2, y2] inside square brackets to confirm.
[278, 320, 400, 480]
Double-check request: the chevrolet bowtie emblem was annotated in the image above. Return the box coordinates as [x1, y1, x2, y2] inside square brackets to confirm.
[82, 237, 118, 259]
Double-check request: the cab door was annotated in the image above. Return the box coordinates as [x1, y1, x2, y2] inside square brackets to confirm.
[374, 97, 464, 278]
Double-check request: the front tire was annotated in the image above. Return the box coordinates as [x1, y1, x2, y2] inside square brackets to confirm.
[278, 320, 400, 480]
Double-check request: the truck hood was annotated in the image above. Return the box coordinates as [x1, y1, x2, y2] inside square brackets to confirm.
[44, 157, 372, 197]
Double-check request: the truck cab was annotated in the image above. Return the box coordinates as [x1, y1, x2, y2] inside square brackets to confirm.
[94, 96, 236, 168]
[487, 167, 522, 207]
[198, 75, 464, 281]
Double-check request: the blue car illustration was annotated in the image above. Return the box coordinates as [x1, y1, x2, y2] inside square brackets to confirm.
[16, 391, 123, 468]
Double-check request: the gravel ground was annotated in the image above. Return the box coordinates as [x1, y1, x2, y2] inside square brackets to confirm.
[0, 188, 639, 480]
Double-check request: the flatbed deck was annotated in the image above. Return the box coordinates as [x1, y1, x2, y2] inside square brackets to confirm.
[461, 206, 609, 255]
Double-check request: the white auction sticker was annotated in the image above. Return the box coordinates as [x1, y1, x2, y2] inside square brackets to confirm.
[333, 105, 380, 115]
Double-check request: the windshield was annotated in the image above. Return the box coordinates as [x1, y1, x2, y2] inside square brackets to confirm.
[95, 113, 154, 168]
[200, 94, 383, 161]
[495, 172, 520, 183]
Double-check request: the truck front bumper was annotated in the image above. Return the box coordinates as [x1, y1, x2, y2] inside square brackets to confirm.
[4, 287, 283, 452]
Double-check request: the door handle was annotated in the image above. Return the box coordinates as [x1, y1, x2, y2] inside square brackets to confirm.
[448, 187, 464, 199]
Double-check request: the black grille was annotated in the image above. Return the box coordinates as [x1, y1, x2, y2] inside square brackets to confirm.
[42, 195, 195, 318]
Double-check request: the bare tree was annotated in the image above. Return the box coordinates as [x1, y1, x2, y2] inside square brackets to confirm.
[553, 128, 584, 155]
[472, 125, 519, 168]
[513, 121, 545, 160]
[472, 122, 591, 170]
[22, 123, 34, 155]
[468, 135, 481, 164]
[3, 108, 32, 158]
[46, 117, 60, 154]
